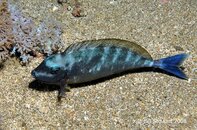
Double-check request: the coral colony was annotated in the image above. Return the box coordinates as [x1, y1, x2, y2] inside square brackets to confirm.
[0, 0, 64, 64]
[0, 0, 14, 63]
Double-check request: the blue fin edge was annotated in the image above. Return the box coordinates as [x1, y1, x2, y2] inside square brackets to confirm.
[153, 53, 189, 79]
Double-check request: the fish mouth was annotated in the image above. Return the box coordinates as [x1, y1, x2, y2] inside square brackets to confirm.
[31, 70, 62, 85]
[31, 70, 47, 82]
[31, 70, 51, 84]
[31, 70, 37, 79]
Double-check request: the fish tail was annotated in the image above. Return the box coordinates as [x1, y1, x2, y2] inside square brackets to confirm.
[153, 53, 189, 79]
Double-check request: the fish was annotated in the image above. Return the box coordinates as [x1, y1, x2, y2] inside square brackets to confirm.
[31, 38, 189, 98]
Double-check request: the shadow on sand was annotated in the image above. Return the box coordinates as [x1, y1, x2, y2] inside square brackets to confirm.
[28, 67, 186, 93]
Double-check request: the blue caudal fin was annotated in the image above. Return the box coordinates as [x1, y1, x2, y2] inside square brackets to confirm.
[153, 53, 189, 79]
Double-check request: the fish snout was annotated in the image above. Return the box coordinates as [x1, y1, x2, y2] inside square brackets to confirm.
[31, 70, 37, 78]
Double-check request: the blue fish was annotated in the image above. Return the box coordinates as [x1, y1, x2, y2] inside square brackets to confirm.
[31, 39, 188, 98]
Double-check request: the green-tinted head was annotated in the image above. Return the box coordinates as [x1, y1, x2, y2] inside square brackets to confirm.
[31, 54, 66, 84]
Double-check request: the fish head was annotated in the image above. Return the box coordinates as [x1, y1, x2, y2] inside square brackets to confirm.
[31, 54, 66, 84]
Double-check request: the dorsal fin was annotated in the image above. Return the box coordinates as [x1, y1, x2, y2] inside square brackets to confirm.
[64, 38, 152, 59]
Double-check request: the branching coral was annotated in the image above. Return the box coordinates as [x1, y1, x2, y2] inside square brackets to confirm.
[0, 46, 9, 62]
[36, 18, 64, 55]
[0, 0, 14, 63]
[7, 1, 64, 64]
[0, 0, 64, 64]
[8, 3, 40, 64]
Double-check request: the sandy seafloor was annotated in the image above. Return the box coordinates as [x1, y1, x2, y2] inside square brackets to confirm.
[0, 0, 197, 129]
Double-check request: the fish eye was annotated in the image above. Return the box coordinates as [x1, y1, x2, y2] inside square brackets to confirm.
[50, 67, 61, 74]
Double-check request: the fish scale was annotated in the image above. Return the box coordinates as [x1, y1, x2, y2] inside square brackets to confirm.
[63, 44, 152, 84]
[31, 38, 188, 99]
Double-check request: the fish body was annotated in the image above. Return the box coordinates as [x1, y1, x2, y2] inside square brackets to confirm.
[31, 39, 188, 97]
[62, 39, 153, 84]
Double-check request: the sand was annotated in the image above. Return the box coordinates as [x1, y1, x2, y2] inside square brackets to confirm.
[0, 0, 196, 129]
